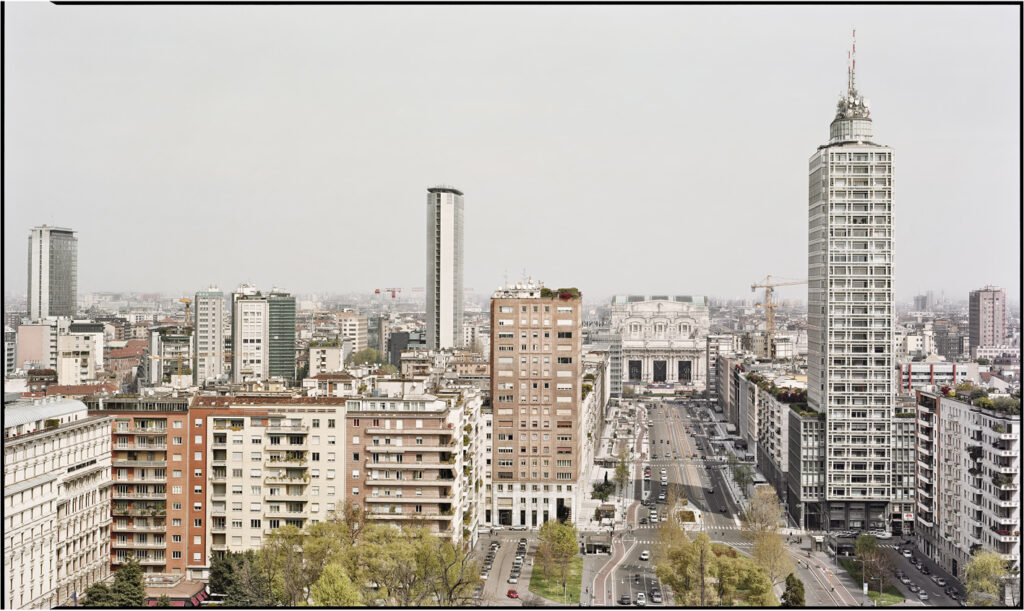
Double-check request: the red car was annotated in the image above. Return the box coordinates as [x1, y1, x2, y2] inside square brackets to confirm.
[507, 589, 519, 599]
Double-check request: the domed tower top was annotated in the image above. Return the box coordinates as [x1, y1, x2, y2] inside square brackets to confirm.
[829, 28, 874, 144]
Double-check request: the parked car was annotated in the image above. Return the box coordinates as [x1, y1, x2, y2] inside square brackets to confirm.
[508, 575, 519, 584]
[640, 517, 648, 525]
[650, 590, 663, 603]
[920, 566, 930, 575]
[902, 549, 913, 558]
[507, 589, 519, 599]
[635, 592, 647, 606]
[917, 591, 929, 601]
[933, 576, 946, 587]
[908, 584, 919, 593]
[899, 576, 911, 585]
[620, 594, 631, 605]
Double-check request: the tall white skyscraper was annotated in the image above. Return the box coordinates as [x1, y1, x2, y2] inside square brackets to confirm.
[426, 186, 464, 350]
[194, 286, 226, 385]
[807, 39, 898, 531]
[231, 284, 270, 383]
[27, 225, 78, 320]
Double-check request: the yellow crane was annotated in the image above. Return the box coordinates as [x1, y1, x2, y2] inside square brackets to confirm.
[751, 275, 808, 359]
[179, 298, 192, 327]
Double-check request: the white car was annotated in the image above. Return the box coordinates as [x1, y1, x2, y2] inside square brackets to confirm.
[639, 550, 650, 561]
[902, 549, 913, 558]
[869, 530, 893, 540]
[917, 591, 929, 601]
[635, 592, 647, 606]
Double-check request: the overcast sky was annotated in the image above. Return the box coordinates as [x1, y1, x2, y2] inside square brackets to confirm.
[4, 3, 1020, 304]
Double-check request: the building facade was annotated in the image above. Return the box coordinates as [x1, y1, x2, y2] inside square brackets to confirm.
[426, 186, 465, 350]
[232, 285, 270, 383]
[338, 312, 368, 353]
[4, 396, 113, 609]
[914, 390, 1020, 584]
[267, 290, 296, 381]
[969, 286, 1007, 356]
[489, 282, 584, 527]
[611, 295, 710, 391]
[28, 225, 78, 320]
[807, 55, 896, 530]
[194, 288, 226, 386]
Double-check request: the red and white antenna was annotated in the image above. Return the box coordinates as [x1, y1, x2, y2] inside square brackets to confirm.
[851, 27, 857, 91]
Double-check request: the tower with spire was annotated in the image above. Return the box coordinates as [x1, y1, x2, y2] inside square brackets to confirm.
[801, 31, 908, 535]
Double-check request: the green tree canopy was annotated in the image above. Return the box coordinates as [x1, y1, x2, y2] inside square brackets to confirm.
[965, 549, 1008, 606]
[311, 563, 363, 606]
[349, 347, 382, 365]
[782, 572, 806, 607]
[111, 557, 146, 607]
[82, 582, 115, 608]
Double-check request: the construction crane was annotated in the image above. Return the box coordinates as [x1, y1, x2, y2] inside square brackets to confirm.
[376, 288, 402, 300]
[179, 298, 192, 327]
[751, 275, 808, 359]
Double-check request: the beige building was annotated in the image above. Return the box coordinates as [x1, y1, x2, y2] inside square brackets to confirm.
[489, 282, 584, 527]
[308, 340, 353, 376]
[338, 312, 368, 353]
[56, 332, 99, 385]
[4, 396, 113, 609]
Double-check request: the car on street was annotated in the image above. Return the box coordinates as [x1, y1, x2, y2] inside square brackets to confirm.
[650, 590, 662, 604]
[720, 506, 727, 513]
[634, 574, 641, 584]
[899, 576, 911, 584]
[907, 584, 919, 593]
[902, 549, 913, 558]
[507, 575, 518, 584]
[869, 530, 893, 539]
[640, 517, 648, 525]
[507, 589, 519, 599]
[932, 576, 946, 587]
[640, 550, 650, 561]
[917, 591, 929, 601]
[511, 525, 527, 531]
[635, 592, 647, 606]
[480, 569, 489, 579]
[920, 566, 930, 575]
[620, 593, 631, 605]
[658, 493, 666, 502]
[651, 453, 658, 459]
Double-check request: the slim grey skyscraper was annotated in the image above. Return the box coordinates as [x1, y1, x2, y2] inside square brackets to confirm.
[194, 286, 226, 385]
[426, 186, 464, 350]
[807, 39, 900, 531]
[27, 225, 78, 320]
[968, 285, 1006, 354]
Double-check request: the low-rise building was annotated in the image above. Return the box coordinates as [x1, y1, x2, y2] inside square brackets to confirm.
[308, 339, 354, 376]
[4, 396, 114, 608]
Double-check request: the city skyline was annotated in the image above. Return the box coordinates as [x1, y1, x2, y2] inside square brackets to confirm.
[4, 5, 1020, 300]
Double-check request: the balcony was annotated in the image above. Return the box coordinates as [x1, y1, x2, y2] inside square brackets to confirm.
[112, 540, 167, 549]
[989, 526, 1020, 543]
[113, 556, 166, 566]
[112, 506, 166, 517]
[264, 494, 307, 503]
[112, 459, 166, 468]
[366, 496, 445, 503]
[111, 523, 165, 533]
[264, 509, 307, 519]
[113, 443, 168, 451]
[128, 427, 168, 435]
[211, 507, 226, 517]
[211, 442, 227, 449]
[211, 523, 226, 533]
[127, 477, 167, 483]
[264, 474, 309, 484]
[266, 426, 309, 434]
[210, 472, 227, 482]
[265, 456, 307, 466]
[367, 426, 453, 435]
[211, 543, 228, 551]
[112, 491, 167, 501]
[992, 474, 1017, 490]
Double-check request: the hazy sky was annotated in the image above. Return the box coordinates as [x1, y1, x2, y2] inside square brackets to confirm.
[5, 4, 1020, 304]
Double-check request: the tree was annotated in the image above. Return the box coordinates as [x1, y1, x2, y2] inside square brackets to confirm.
[156, 594, 172, 607]
[539, 520, 579, 584]
[311, 563, 363, 606]
[614, 450, 630, 495]
[349, 347, 382, 366]
[854, 534, 892, 596]
[622, 386, 636, 398]
[714, 554, 742, 603]
[742, 485, 783, 539]
[976, 357, 991, 365]
[753, 531, 794, 588]
[690, 532, 718, 607]
[781, 572, 806, 607]
[111, 557, 146, 607]
[224, 552, 276, 607]
[82, 582, 115, 607]
[733, 462, 754, 496]
[965, 549, 1008, 606]
[428, 537, 480, 606]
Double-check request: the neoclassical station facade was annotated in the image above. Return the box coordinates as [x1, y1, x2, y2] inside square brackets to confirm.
[611, 295, 710, 391]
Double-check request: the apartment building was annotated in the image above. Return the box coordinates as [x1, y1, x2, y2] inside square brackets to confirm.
[56, 332, 99, 385]
[807, 52, 896, 531]
[308, 339, 353, 376]
[896, 360, 987, 394]
[338, 311, 368, 353]
[84, 396, 192, 578]
[489, 282, 584, 527]
[232, 285, 270, 383]
[706, 334, 734, 404]
[915, 389, 1020, 583]
[188, 396, 350, 569]
[193, 287, 226, 386]
[786, 404, 826, 531]
[426, 186, 465, 351]
[969, 286, 1007, 356]
[27, 225, 78, 320]
[4, 396, 113, 609]
[145, 326, 194, 389]
[344, 383, 479, 541]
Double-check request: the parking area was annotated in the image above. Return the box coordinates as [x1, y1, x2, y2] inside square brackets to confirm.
[886, 542, 965, 607]
[472, 531, 541, 605]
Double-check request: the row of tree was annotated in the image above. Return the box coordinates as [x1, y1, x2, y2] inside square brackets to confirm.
[210, 504, 478, 606]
